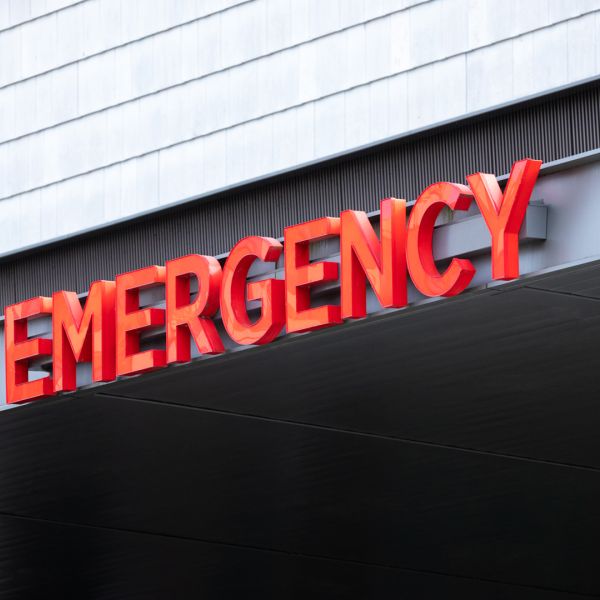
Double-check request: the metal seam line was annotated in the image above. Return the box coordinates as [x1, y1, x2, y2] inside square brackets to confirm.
[0, 510, 593, 597]
[97, 391, 600, 474]
[0, 0, 88, 35]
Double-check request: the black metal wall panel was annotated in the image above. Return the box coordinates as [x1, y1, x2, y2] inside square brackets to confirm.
[2, 82, 600, 307]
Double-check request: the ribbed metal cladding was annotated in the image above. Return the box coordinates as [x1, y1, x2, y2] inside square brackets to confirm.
[2, 83, 600, 307]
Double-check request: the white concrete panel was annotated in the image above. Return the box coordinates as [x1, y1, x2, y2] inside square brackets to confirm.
[407, 62, 435, 128]
[257, 46, 301, 114]
[314, 93, 345, 157]
[307, 0, 340, 39]
[227, 61, 260, 125]
[203, 130, 227, 192]
[179, 20, 199, 82]
[369, 78, 390, 141]
[120, 155, 160, 216]
[159, 138, 195, 206]
[0, 85, 15, 141]
[389, 8, 410, 73]
[568, 13, 598, 81]
[202, 69, 229, 135]
[270, 107, 297, 171]
[387, 71, 408, 136]
[225, 123, 246, 184]
[548, 0, 599, 22]
[339, 0, 365, 26]
[365, 16, 391, 82]
[18, 188, 41, 248]
[132, 151, 159, 210]
[0, 1, 10, 30]
[315, 30, 349, 97]
[511, 32, 536, 99]
[102, 162, 122, 221]
[532, 21, 569, 92]
[52, 176, 84, 237]
[39, 183, 58, 241]
[244, 116, 273, 180]
[514, 0, 551, 38]
[35, 69, 56, 131]
[409, 0, 467, 66]
[295, 102, 315, 164]
[3, 0, 79, 29]
[344, 84, 371, 148]
[0, 195, 24, 253]
[51, 63, 79, 124]
[55, 2, 83, 66]
[466, 39, 514, 112]
[221, 0, 266, 66]
[78, 49, 117, 115]
[0, 27, 22, 84]
[345, 22, 367, 83]
[433, 54, 466, 122]
[8, 0, 31, 26]
[266, 0, 292, 53]
[81, 0, 105, 58]
[467, 0, 517, 49]
[596, 11, 600, 72]
[197, 11, 223, 75]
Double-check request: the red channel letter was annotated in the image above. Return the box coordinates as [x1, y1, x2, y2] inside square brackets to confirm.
[221, 236, 285, 345]
[5, 297, 54, 404]
[285, 217, 341, 333]
[406, 182, 475, 297]
[340, 198, 407, 318]
[52, 281, 116, 392]
[165, 254, 224, 362]
[116, 265, 166, 376]
[467, 158, 542, 280]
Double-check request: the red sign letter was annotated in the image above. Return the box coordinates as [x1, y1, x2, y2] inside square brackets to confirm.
[5, 297, 54, 404]
[341, 198, 407, 318]
[285, 217, 341, 333]
[221, 236, 285, 345]
[406, 182, 475, 297]
[467, 158, 542, 280]
[166, 254, 224, 362]
[116, 265, 166, 376]
[52, 281, 116, 392]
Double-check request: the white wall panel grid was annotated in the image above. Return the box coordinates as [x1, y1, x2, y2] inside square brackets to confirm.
[0, 0, 599, 255]
[0, 0, 432, 144]
[1, 6, 599, 201]
[0, 0, 430, 92]
[0, 0, 81, 31]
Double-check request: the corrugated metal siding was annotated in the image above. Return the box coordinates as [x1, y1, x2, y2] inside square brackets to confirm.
[2, 83, 600, 307]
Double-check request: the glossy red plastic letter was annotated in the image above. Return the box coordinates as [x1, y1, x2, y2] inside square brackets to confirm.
[467, 158, 542, 280]
[52, 280, 116, 392]
[285, 217, 341, 333]
[5, 297, 54, 404]
[221, 236, 285, 345]
[166, 254, 224, 362]
[341, 198, 407, 318]
[406, 182, 475, 297]
[116, 265, 166, 376]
